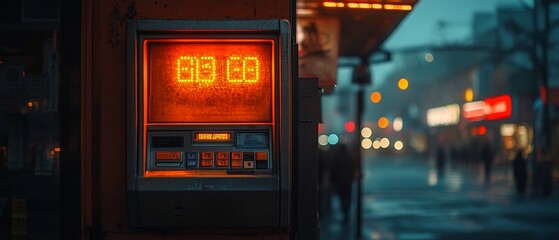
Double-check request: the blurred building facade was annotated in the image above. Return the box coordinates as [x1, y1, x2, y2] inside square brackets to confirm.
[376, 3, 559, 163]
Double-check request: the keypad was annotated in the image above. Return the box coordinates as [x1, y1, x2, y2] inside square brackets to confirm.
[165, 151, 269, 171]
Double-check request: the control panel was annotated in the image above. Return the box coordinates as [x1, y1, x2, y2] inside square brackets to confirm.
[147, 130, 273, 176]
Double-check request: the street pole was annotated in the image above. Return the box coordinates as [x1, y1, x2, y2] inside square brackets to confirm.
[355, 88, 364, 240]
[352, 60, 370, 240]
[542, 0, 550, 150]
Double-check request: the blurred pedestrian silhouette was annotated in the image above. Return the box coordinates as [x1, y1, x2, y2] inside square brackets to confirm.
[512, 149, 527, 196]
[329, 144, 354, 225]
[481, 141, 494, 184]
[436, 145, 446, 177]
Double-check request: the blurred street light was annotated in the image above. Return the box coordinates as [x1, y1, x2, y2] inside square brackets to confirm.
[394, 140, 404, 151]
[370, 91, 382, 103]
[378, 117, 389, 129]
[345, 120, 356, 133]
[465, 88, 474, 102]
[318, 134, 329, 146]
[361, 127, 372, 138]
[361, 139, 372, 149]
[372, 139, 381, 149]
[398, 78, 409, 90]
[393, 117, 403, 131]
[327, 134, 339, 145]
[424, 53, 434, 62]
[380, 138, 390, 148]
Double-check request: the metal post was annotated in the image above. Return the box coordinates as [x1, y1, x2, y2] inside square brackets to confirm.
[355, 88, 364, 240]
[542, 0, 550, 150]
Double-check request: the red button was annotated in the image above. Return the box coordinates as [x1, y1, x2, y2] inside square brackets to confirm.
[231, 152, 242, 160]
[217, 159, 229, 167]
[217, 152, 229, 160]
[201, 159, 213, 167]
[231, 159, 242, 168]
[201, 152, 214, 160]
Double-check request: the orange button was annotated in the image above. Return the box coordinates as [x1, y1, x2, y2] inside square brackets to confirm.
[255, 152, 268, 161]
[231, 152, 242, 160]
[201, 159, 213, 167]
[201, 152, 214, 160]
[231, 159, 242, 168]
[217, 159, 229, 167]
[217, 152, 229, 160]
[155, 152, 181, 161]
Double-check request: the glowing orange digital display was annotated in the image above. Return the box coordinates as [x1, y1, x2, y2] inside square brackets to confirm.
[146, 39, 274, 123]
[194, 132, 232, 142]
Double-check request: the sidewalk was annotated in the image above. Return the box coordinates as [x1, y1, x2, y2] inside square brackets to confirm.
[319, 155, 559, 240]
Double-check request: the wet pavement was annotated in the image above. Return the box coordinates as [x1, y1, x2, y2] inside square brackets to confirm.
[319, 154, 559, 240]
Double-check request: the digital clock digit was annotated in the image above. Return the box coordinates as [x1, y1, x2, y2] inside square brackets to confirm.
[177, 55, 259, 84]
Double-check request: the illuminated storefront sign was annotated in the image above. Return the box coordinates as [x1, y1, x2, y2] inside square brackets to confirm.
[426, 104, 460, 127]
[484, 95, 512, 120]
[463, 94, 512, 122]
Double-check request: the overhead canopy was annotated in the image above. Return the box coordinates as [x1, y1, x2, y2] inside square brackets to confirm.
[297, 0, 419, 59]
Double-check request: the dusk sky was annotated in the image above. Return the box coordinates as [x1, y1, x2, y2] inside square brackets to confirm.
[371, 0, 533, 86]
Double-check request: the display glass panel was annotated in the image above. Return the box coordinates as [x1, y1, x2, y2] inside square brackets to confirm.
[146, 39, 274, 123]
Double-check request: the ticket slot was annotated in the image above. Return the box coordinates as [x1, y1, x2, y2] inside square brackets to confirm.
[152, 136, 184, 148]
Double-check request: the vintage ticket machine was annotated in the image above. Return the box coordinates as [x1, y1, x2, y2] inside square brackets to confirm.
[126, 20, 291, 229]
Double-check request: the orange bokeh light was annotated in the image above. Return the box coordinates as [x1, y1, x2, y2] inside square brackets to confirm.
[378, 117, 389, 129]
[146, 39, 274, 123]
[398, 78, 409, 90]
[370, 91, 382, 103]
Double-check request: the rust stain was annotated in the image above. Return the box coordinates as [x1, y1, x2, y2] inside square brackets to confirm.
[107, 1, 138, 48]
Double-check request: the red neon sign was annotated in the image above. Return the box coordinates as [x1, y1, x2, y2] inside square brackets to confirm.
[484, 95, 512, 121]
[463, 95, 512, 121]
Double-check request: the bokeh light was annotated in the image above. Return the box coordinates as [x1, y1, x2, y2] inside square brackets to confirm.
[361, 127, 372, 138]
[478, 125, 487, 135]
[373, 139, 381, 149]
[465, 88, 474, 102]
[398, 78, 409, 90]
[345, 121, 355, 133]
[327, 134, 339, 145]
[380, 138, 390, 148]
[318, 134, 328, 146]
[361, 139, 373, 149]
[394, 140, 404, 151]
[378, 117, 389, 129]
[393, 117, 403, 132]
[370, 91, 382, 103]
[424, 53, 434, 62]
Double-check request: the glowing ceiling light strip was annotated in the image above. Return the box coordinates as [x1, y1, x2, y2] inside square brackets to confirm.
[384, 4, 413, 11]
[322, 2, 413, 11]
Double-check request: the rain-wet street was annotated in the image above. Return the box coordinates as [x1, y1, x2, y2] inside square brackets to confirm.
[320, 154, 559, 240]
